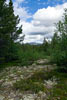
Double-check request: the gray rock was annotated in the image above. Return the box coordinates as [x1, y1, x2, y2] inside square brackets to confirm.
[20, 75, 24, 79]
[14, 96, 20, 100]
[44, 79, 57, 89]
[2, 81, 13, 87]
[38, 91, 47, 100]
[9, 98, 14, 100]
[10, 74, 15, 77]
[23, 94, 34, 100]
[41, 93, 46, 100]
[36, 59, 49, 65]
[0, 95, 5, 100]
[9, 92, 15, 98]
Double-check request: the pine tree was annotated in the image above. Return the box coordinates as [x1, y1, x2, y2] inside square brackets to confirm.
[8, 0, 23, 41]
[43, 38, 49, 52]
[51, 32, 60, 49]
[0, 0, 9, 62]
[0, 0, 24, 63]
[5, 0, 24, 61]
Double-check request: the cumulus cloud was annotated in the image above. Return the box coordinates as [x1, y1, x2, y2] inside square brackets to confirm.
[6, 0, 9, 4]
[6, 0, 31, 21]
[14, 3, 31, 20]
[33, 7, 63, 26]
[16, 0, 24, 3]
[13, 0, 32, 21]
[23, 35, 44, 44]
[22, 3, 67, 43]
[6, 0, 67, 43]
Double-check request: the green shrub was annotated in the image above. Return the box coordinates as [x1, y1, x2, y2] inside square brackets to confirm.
[30, 70, 54, 82]
[14, 79, 45, 93]
[48, 72, 67, 100]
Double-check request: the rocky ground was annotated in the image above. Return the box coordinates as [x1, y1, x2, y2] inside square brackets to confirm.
[0, 59, 58, 100]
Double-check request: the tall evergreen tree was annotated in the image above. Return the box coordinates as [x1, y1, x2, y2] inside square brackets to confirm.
[5, 0, 24, 61]
[51, 32, 60, 49]
[0, 0, 24, 62]
[8, 0, 23, 41]
[0, 0, 9, 62]
[43, 38, 49, 52]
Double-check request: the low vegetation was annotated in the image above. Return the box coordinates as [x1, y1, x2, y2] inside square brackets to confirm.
[48, 71, 67, 100]
[13, 68, 67, 100]
[14, 79, 45, 93]
[13, 69, 53, 93]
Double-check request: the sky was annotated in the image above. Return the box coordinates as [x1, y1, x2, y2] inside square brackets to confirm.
[7, 0, 67, 44]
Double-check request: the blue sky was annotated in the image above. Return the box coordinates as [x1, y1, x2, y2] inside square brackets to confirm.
[7, 0, 67, 43]
[14, 0, 67, 15]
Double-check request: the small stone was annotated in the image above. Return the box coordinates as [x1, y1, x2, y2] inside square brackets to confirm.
[9, 99, 14, 100]
[41, 93, 46, 100]
[44, 79, 57, 89]
[17, 70, 21, 73]
[0, 95, 5, 100]
[20, 75, 24, 79]
[32, 63, 36, 66]
[14, 97, 20, 100]
[38, 91, 43, 96]
[9, 92, 15, 98]
[24, 66, 27, 69]
[0, 79, 4, 83]
[23, 94, 34, 100]
[13, 77, 18, 80]
[2, 81, 13, 87]
[10, 74, 14, 78]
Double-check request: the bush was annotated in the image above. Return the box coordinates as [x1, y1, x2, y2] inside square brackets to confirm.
[14, 79, 45, 93]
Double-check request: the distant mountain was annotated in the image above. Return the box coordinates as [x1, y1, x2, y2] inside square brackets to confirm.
[29, 42, 42, 45]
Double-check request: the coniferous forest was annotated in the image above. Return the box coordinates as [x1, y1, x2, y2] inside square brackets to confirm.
[0, 0, 67, 100]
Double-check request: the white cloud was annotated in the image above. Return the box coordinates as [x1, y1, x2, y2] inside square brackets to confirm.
[16, 0, 24, 3]
[6, 0, 31, 21]
[6, 0, 25, 4]
[6, 0, 67, 43]
[23, 35, 44, 44]
[6, 0, 9, 4]
[13, 0, 32, 21]
[22, 3, 67, 43]
[33, 6, 64, 26]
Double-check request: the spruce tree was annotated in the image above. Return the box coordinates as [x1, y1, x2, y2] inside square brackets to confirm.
[0, 0, 9, 62]
[0, 0, 24, 62]
[8, 0, 23, 41]
[5, 0, 24, 61]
